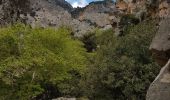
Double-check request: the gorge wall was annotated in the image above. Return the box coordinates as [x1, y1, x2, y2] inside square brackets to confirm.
[0, 0, 119, 37]
[147, 0, 170, 100]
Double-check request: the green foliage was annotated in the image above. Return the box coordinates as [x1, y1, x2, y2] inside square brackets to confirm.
[119, 14, 140, 36]
[0, 24, 87, 100]
[81, 20, 160, 100]
[0, 20, 161, 100]
[120, 14, 140, 26]
[80, 32, 97, 52]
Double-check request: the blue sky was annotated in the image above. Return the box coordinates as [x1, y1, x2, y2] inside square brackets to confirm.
[66, 0, 103, 8]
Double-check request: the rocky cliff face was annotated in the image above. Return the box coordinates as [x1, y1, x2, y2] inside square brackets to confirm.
[117, 0, 156, 19]
[0, 0, 119, 37]
[0, 0, 31, 25]
[72, 0, 118, 28]
[147, 0, 170, 100]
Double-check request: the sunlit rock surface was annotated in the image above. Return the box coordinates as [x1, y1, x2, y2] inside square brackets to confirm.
[0, 0, 119, 37]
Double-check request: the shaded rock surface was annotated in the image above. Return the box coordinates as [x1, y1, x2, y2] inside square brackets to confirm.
[150, 1, 170, 66]
[147, 1, 170, 100]
[146, 60, 170, 100]
[150, 18, 170, 66]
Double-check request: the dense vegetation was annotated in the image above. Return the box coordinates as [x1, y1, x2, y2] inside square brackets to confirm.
[0, 20, 160, 100]
[0, 24, 87, 100]
[81, 20, 160, 100]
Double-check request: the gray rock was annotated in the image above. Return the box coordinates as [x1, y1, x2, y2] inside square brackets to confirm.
[74, 1, 117, 28]
[150, 17, 170, 66]
[0, 0, 119, 38]
[0, 0, 94, 37]
[146, 60, 170, 100]
[147, 1, 170, 100]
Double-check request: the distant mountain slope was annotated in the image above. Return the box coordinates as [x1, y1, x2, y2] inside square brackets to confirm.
[72, 0, 118, 28]
[51, 0, 73, 12]
[0, 0, 119, 37]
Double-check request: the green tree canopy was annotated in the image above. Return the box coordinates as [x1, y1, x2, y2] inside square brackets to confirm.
[81, 20, 160, 100]
[0, 24, 87, 100]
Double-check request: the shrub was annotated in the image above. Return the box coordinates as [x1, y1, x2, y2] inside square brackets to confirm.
[119, 14, 140, 36]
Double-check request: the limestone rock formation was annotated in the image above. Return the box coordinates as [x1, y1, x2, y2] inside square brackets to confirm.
[0, 0, 93, 37]
[0, 0, 31, 25]
[116, 0, 148, 20]
[22, 0, 94, 37]
[147, 0, 170, 100]
[72, 0, 118, 28]
[150, 18, 170, 66]
[159, 0, 169, 18]
[146, 60, 170, 100]
[149, 0, 170, 66]
[0, 0, 120, 37]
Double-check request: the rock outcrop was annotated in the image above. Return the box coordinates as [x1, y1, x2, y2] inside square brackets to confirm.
[0, 0, 89, 37]
[0, 0, 31, 25]
[0, 0, 120, 37]
[116, 0, 151, 20]
[146, 59, 170, 100]
[149, 18, 170, 66]
[147, 0, 170, 100]
[72, 0, 118, 28]
[149, 0, 170, 66]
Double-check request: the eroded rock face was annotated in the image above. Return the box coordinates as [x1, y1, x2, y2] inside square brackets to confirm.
[146, 60, 170, 100]
[0, 0, 120, 37]
[25, 0, 95, 37]
[0, 0, 31, 25]
[147, 1, 170, 100]
[72, 0, 118, 28]
[149, 3, 170, 66]
[149, 18, 170, 66]
[0, 0, 95, 37]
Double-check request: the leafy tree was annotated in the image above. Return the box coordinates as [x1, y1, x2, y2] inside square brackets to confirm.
[81, 20, 161, 100]
[0, 24, 87, 100]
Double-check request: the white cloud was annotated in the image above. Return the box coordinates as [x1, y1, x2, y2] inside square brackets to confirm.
[66, 0, 112, 8]
[72, 0, 88, 8]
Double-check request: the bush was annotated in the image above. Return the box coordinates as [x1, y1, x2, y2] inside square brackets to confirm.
[0, 24, 87, 100]
[119, 14, 140, 36]
[80, 32, 97, 52]
[81, 20, 161, 100]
